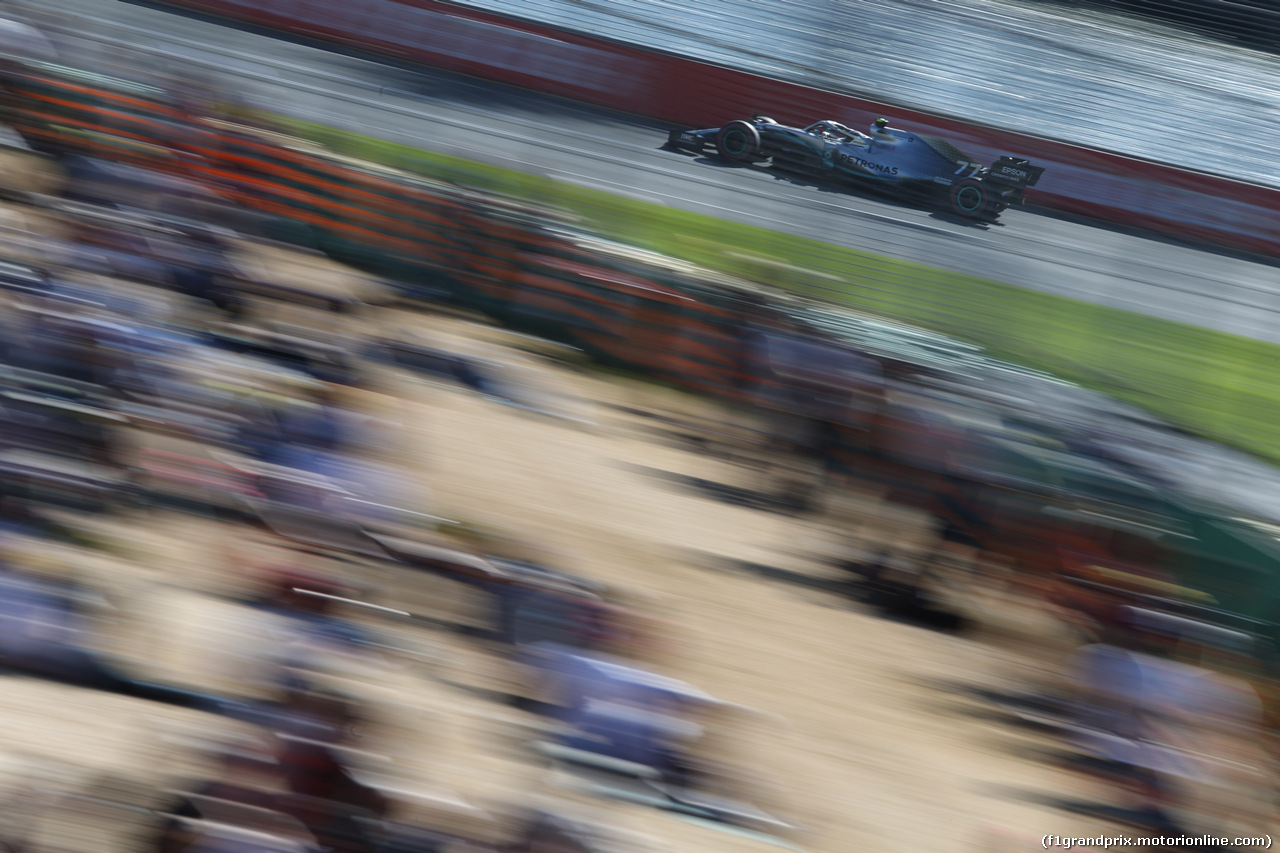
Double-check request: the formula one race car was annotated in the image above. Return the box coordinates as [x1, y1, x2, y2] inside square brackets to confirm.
[666, 115, 1044, 221]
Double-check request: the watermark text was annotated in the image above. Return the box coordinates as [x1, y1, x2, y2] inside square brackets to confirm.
[1042, 835, 1273, 849]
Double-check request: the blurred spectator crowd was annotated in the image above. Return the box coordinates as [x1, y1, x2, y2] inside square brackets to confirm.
[0, 24, 1270, 853]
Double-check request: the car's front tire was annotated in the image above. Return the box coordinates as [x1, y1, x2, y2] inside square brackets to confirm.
[715, 120, 762, 162]
[948, 179, 992, 219]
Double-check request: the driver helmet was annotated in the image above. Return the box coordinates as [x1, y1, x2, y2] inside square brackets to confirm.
[873, 118, 890, 131]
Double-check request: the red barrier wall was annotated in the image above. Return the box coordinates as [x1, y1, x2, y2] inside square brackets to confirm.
[166, 0, 1280, 258]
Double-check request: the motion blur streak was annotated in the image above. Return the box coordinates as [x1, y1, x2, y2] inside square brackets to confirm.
[0, 4, 1273, 853]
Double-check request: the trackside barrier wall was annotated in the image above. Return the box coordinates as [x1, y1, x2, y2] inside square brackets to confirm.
[160, 0, 1280, 258]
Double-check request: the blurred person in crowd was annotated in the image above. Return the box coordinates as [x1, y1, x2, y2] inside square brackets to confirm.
[0, 541, 229, 711]
[153, 747, 297, 853]
[168, 227, 244, 320]
[166, 551, 379, 714]
[269, 688, 390, 853]
[274, 386, 348, 459]
[232, 388, 290, 463]
[562, 597, 628, 654]
[252, 566, 361, 635]
[1065, 639, 1191, 839]
[5, 310, 111, 388]
[1063, 608, 1253, 848]
[233, 383, 349, 475]
[247, 385, 422, 532]
[66, 220, 172, 287]
[732, 305, 868, 510]
[1033, 555, 1144, 647]
[0, 390, 117, 466]
[1145, 614, 1271, 836]
[930, 473, 990, 571]
[246, 564, 378, 694]
[0, 540, 113, 679]
[580, 599, 671, 664]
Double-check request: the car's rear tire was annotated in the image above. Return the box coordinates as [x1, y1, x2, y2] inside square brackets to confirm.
[948, 179, 991, 218]
[716, 120, 762, 162]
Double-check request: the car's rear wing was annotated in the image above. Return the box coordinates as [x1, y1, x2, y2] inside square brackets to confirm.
[984, 157, 1044, 189]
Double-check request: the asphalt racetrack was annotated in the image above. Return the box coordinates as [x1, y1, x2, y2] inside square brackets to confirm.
[31, 0, 1280, 344]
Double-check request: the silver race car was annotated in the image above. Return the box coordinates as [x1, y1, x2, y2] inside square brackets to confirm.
[666, 116, 1044, 220]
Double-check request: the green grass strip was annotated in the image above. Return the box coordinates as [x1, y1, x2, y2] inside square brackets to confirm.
[256, 112, 1280, 465]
